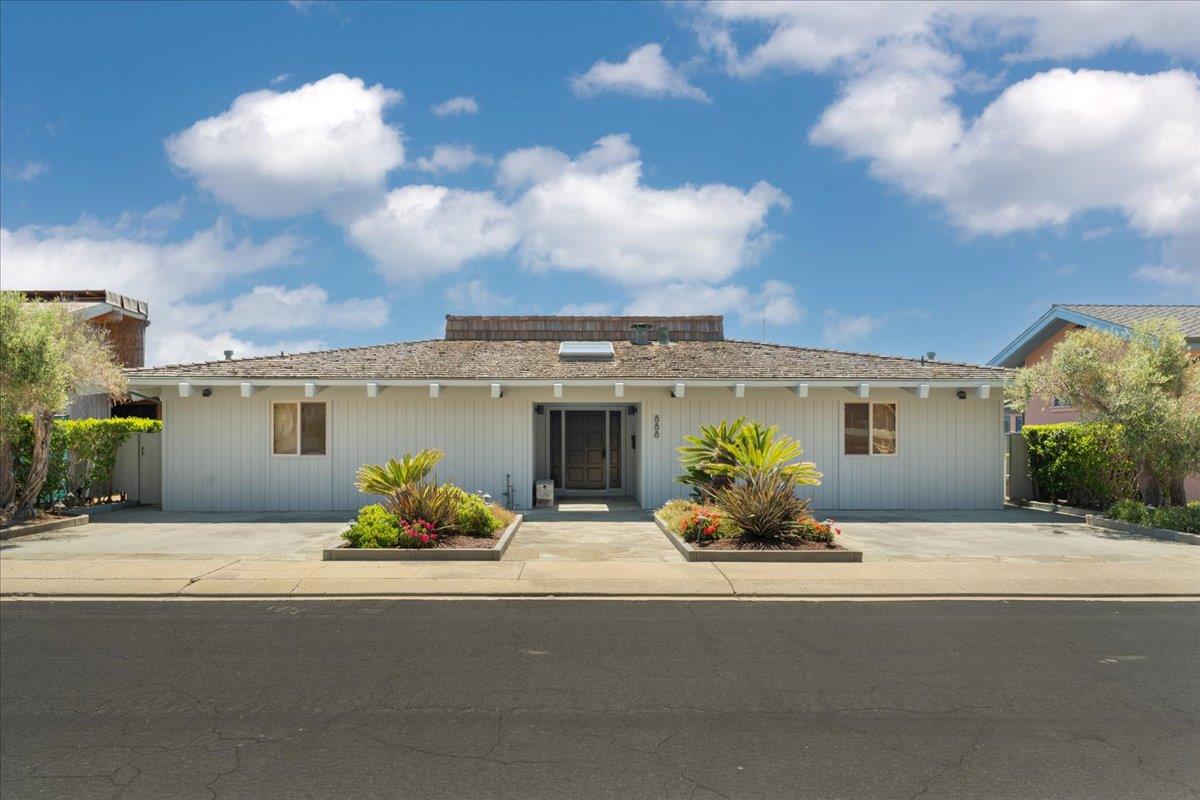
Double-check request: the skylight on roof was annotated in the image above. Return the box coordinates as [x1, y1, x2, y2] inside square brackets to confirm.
[558, 341, 615, 361]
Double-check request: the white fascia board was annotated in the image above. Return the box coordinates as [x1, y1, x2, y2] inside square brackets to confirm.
[130, 376, 1008, 390]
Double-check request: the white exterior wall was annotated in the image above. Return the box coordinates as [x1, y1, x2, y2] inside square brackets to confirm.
[640, 387, 1004, 510]
[159, 384, 1003, 512]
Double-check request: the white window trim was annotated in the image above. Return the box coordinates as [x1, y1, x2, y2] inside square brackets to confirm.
[271, 400, 329, 458]
[843, 400, 899, 458]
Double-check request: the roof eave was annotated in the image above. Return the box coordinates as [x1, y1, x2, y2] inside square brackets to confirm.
[987, 306, 1128, 367]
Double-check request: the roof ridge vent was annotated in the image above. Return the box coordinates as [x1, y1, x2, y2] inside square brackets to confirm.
[558, 341, 615, 361]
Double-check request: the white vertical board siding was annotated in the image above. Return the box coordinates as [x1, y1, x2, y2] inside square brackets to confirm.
[161, 387, 535, 511]
[160, 384, 1001, 512]
[640, 388, 1003, 511]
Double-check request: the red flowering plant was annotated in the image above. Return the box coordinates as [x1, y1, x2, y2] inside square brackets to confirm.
[679, 507, 723, 542]
[396, 518, 439, 548]
[795, 517, 842, 544]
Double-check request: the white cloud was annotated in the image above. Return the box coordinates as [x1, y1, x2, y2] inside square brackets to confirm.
[415, 144, 493, 174]
[3, 161, 49, 182]
[695, 2, 1200, 78]
[166, 74, 404, 217]
[431, 95, 479, 116]
[1082, 225, 1114, 241]
[812, 68, 1200, 238]
[347, 185, 518, 281]
[213, 284, 388, 332]
[0, 215, 385, 365]
[573, 44, 710, 102]
[558, 302, 616, 316]
[822, 311, 886, 346]
[443, 279, 515, 312]
[510, 134, 788, 284]
[0, 217, 313, 364]
[270, 73, 292, 85]
[626, 280, 802, 326]
[1051, 264, 1079, 277]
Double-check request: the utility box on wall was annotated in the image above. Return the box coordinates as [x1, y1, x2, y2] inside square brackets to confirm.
[535, 479, 555, 507]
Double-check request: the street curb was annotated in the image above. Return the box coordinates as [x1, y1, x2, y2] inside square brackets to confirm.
[0, 514, 89, 540]
[653, 515, 863, 562]
[1085, 515, 1200, 546]
[1006, 501, 1095, 518]
[4, 592, 1198, 601]
[323, 515, 522, 561]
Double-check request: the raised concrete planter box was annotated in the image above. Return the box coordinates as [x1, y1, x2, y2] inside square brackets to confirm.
[62, 499, 140, 517]
[0, 514, 89, 540]
[323, 515, 522, 561]
[1086, 515, 1200, 546]
[654, 515, 863, 562]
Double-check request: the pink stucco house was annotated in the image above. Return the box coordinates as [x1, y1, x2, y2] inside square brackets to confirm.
[991, 304, 1200, 500]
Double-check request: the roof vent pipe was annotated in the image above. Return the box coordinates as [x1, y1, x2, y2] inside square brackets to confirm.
[658, 326, 670, 345]
[630, 323, 652, 346]
[224, 349, 233, 361]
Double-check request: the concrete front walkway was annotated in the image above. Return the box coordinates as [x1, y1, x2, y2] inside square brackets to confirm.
[0, 508, 350, 560]
[504, 500, 683, 562]
[836, 507, 1200, 562]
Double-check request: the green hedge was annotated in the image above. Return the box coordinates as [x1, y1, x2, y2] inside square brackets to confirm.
[12, 417, 162, 506]
[1108, 499, 1200, 533]
[1023, 423, 1136, 509]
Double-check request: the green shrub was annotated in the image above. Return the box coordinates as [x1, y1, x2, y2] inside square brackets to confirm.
[384, 482, 459, 532]
[1107, 500, 1200, 533]
[11, 416, 161, 506]
[712, 470, 812, 541]
[342, 504, 400, 548]
[796, 517, 841, 544]
[454, 491, 501, 536]
[1023, 423, 1136, 509]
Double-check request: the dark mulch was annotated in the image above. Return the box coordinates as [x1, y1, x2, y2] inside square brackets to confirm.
[692, 536, 843, 551]
[432, 530, 504, 550]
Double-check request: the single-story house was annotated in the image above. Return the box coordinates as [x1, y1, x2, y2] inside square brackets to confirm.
[124, 315, 1010, 512]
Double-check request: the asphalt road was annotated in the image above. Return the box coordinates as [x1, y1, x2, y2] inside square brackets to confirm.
[1, 601, 1197, 800]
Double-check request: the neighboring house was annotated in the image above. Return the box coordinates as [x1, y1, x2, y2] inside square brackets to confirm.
[21, 289, 158, 419]
[124, 315, 1008, 513]
[990, 303, 1200, 500]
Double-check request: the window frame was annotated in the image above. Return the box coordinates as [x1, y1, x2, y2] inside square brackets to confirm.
[842, 401, 899, 458]
[270, 400, 329, 458]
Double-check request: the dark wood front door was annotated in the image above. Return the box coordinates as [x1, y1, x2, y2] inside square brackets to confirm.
[564, 411, 607, 489]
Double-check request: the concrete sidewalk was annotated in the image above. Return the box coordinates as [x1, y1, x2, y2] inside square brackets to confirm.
[2, 556, 1198, 598]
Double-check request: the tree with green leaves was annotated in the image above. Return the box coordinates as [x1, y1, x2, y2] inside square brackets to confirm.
[0, 292, 127, 523]
[1007, 318, 1200, 506]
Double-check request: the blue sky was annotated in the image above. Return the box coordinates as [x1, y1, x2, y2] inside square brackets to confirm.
[2, 0, 1197, 366]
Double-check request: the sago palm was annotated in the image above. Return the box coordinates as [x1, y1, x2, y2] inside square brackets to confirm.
[355, 449, 444, 496]
[715, 423, 822, 485]
[676, 417, 747, 498]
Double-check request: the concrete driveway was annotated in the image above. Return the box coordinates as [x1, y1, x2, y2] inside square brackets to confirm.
[835, 507, 1200, 562]
[0, 507, 350, 561]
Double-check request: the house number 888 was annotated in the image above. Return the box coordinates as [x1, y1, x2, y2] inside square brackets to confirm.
[653, 415, 660, 438]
